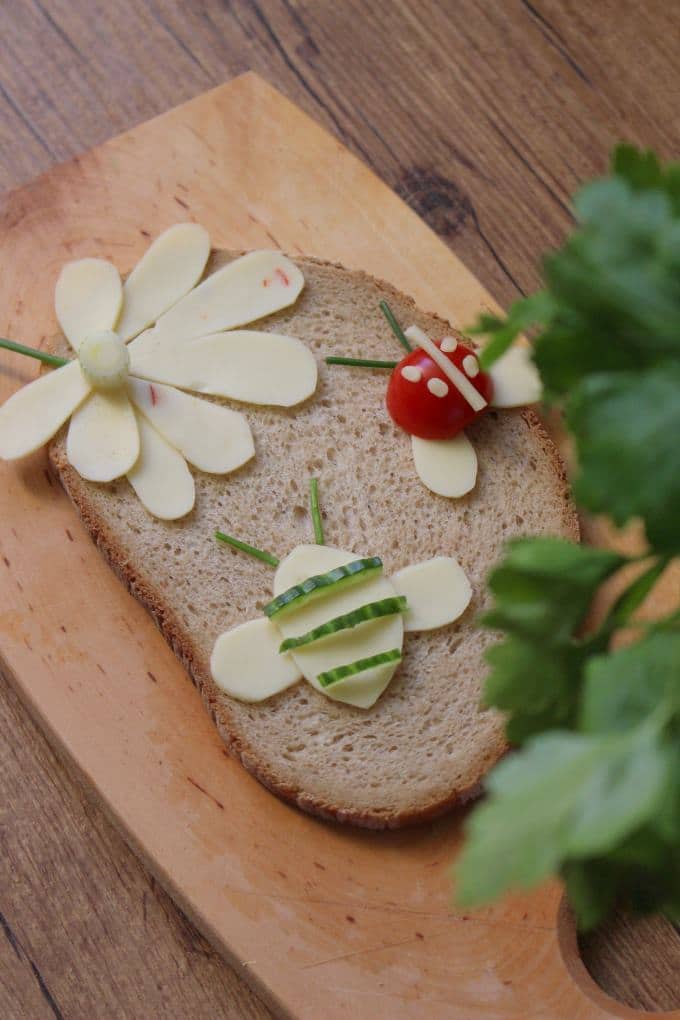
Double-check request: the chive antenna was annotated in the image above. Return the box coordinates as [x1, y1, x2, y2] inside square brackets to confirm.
[379, 300, 412, 352]
[309, 477, 325, 545]
[215, 530, 279, 567]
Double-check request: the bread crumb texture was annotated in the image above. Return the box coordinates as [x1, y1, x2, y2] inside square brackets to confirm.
[50, 253, 577, 828]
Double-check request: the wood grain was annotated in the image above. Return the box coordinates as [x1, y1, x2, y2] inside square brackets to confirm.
[0, 669, 271, 1020]
[0, 2, 678, 1016]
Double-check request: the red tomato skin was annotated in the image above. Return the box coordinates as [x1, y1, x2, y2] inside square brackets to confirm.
[386, 340, 493, 440]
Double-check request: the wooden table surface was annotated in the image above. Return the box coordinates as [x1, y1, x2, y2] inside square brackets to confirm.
[0, 2, 678, 1018]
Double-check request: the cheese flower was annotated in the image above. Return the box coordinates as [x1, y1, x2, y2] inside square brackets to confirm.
[0, 224, 317, 519]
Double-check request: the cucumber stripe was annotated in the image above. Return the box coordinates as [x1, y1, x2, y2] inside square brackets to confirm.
[279, 596, 408, 652]
[318, 648, 403, 688]
[264, 556, 382, 618]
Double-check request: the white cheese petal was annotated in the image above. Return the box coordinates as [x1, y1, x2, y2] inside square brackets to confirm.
[129, 329, 318, 407]
[210, 617, 301, 702]
[489, 344, 542, 407]
[126, 412, 194, 520]
[0, 361, 91, 459]
[392, 557, 472, 631]
[273, 545, 403, 709]
[67, 389, 139, 481]
[152, 250, 304, 340]
[127, 377, 254, 474]
[55, 258, 123, 352]
[411, 433, 478, 498]
[116, 223, 211, 342]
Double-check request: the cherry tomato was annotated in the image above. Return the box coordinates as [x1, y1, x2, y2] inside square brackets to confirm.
[386, 337, 493, 440]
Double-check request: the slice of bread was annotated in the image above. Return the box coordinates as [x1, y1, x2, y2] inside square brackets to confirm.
[48, 252, 578, 829]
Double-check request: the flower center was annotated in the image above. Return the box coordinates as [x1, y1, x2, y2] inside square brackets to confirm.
[78, 330, 130, 390]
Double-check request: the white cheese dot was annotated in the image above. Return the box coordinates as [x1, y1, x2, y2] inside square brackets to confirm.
[440, 336, 458, 353]
[401, 365, 423, 383]
[427, 377, 449, 398]
[462, 354, 479, 378]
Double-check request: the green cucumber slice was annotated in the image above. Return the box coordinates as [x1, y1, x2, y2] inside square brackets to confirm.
[279, 596, 408, 652]
[263, 556, 382, 619]
[318, 648, 402, 688]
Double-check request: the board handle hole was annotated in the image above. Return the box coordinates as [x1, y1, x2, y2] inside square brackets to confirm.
[556, 893, 680, 1016]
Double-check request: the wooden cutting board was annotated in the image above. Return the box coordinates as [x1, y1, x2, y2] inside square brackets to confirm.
[0, 72, 664, 1020]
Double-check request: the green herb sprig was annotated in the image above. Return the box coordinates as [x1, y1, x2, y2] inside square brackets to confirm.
[0, 337, 69, 368]
[325, 356, 397, 369]
[455, 145, 680, 931]
[309, 476, 325, 545]
[215, 530, 279, 567]
[380, 300, 412, 352]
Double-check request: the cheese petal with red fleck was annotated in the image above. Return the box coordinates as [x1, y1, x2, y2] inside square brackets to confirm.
[489, 344, 542, 407]
[148, 250, 304, 341]
[55, 259, 123, 352]
[0, 361, 91, 459]
[127, 377, 254, 474]
[67, 390, 139, 482]
[116, 223, 211, 342]
[411, 433, 477, 498]
[126, 412, 195, 520]
[128, 329, 317, 407]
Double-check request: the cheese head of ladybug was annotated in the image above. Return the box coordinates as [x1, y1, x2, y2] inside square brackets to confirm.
[387, 332, 493, 440]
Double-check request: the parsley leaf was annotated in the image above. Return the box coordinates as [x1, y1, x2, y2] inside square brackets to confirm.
[535, 178, 680, 396]
[612, 143, 680, 213]
[458, 145, 680, 929]
[581, 632, 680, 735]
[473, 292, 554, 370]
[483, 538, 624, 643]
[455, 729, 670, 909]
[567, 366, 680, 553]
[481, 539, 625, 741]
[484, 638, 585, 742]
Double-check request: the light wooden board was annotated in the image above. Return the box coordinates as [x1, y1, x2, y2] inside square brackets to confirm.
[0, 72, 667, 1020]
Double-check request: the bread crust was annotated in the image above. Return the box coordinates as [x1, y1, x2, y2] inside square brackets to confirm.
[48, 253, 579, 829]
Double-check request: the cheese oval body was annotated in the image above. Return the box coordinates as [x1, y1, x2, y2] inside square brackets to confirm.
[273, 545, 404, 709]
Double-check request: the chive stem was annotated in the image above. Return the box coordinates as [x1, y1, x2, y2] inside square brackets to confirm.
[0, 337, 69, 368]
[325, 356, 398, 369]
[379, 300, 412, 352]
[215, 530, 279, 567]
[309, 477, 325, 545]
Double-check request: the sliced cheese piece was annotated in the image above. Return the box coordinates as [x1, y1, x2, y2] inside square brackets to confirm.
[314, 660, 398, 710]
[152, 250, 304, 340]
[55, 258, 123, 352]
[489, 344, 542, 407]
[210, 617, 301, 702]
[129, 329, 317, 407]
[67, 389, 139, 482]
[0, 360, 91, 459]
[127, 377, 254, 474]
[412, 433, 477, 498]
[273, 545, 403, 709]
[405, 324, 487, 412]
[116, 223, 211, 342]
[392, 557, 472, 631]
[127, 412, 194, 519]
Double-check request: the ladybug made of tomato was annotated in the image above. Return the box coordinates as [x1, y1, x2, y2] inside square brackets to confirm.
[386, 327, 493, 440]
